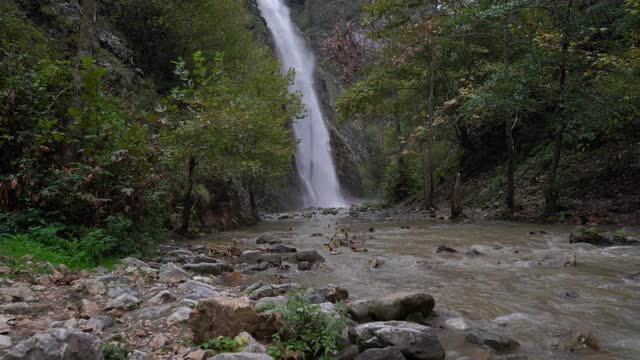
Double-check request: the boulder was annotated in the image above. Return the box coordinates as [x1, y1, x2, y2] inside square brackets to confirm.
[255, 234, 281, 245]
[121, 257, 150, 269]
[183, 286, 221, 301]
[84, 315, 115, 333]
[0, 335, 12, 349]
[294, 250, 325, 263]
[178, 280, 217, 292]
[239, 251, 263, 264]
[349, 321, 445, 360]
[569, 229, 612, 246]
[207, 353, 274, 360]
[317, 285, 349, 303]
[3, 328, 103, 360]
[167, 307, 192, 326]
[258, 254, 282, 266]
[243, 262, 271, 273]
[435, 246, 457, 254]
[189, 297, 277, 343]
[254, 296, 287, 311]
[183, 263, 233, 276]
[349, 292, 435, 322]
[133, 305, 173, 320]
[71, 279, 106, 295]
[354, 347, 406, 360]
[265, 244, 297, 253]
[0, 285, 35, 302]
[105, 294, 141, 311]
[0, 302, 40, 315]
[465, 330, 519, 352]
[107, 287, 137, 299]
[148, 290, 176, 304]
[159, 263, 190, 284]
[298, 262, 312, 271]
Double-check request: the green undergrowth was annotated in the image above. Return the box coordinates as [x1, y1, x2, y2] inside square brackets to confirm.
[262, 293, 349, 360]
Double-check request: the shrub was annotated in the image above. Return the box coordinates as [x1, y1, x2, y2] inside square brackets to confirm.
[265, 293, 349, 360]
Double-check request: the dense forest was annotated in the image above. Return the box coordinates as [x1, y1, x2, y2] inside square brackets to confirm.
[319, 0, 640, 224]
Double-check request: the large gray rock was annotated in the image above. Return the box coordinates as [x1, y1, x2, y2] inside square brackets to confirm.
[294, 250, 325, 263]
[349, 292, 435, 322]
[255, 234, 281, 245]
[183, 263, 233, 276]
[133, 305, 172, 320]
[183, 286, 221, 301]
[166, 307, 192, 327]
[465, 330, 519, 352]
[104, 294, 141, 311]
[239, 251, 262, 264]
[159, 263, 190, 284]
[207, 353, 274, 360]
[3, 328, 103, 360]
[349, 321, 445, 360]
[0, 285, 35, 302]
[354, 347, 406, 360]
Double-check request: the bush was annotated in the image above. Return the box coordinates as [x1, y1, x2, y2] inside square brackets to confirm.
[264, 293, 349, 360]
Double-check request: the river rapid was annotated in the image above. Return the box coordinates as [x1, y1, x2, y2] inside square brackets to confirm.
[206, 210, 640, 359]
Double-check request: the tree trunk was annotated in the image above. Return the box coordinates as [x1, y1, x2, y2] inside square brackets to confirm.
[544, 2, 571, 218]
[78, 0, 97, 59]
[450, 173, 462, 219]
[179, 156, 196, 235]
[422, 150, 434, 212]
[505, 117, 515, 214]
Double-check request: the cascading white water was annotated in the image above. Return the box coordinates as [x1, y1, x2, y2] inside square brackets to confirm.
[257, 0, 346, 208]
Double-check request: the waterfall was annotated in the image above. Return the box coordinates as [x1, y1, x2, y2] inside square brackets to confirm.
[257, 0, 346, 208]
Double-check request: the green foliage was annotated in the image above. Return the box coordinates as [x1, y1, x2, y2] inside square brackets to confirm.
[265, 293, 349, 360]
[200, 336, 245, 354]
[101, 342, 130, 360]
[614, 229, 627, 240]
[585, 227, 600, 238]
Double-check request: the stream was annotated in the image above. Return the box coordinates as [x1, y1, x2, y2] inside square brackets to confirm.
[204, 211, 640, 359]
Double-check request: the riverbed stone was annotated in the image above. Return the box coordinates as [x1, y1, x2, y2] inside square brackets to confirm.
[133, 304, 172, 320]
[105, 293, 141, 311]
[3, 327, 103, 360]
[248, 283, 302, 300]
[349, 321, 445, 360]
[184, 286, 221, 300]
[159, 262, 190, 284]
[121, 257, 150, 269]
[436, 245, 458, 254]
[255, 234, 281, 245]
[166, 249, 194, 257]
[354, 346, 406, 360]
[0, 285, 35, 302]
[298, 261, 312, 271]
[294, 250, 325, 263]
[189, 297, 277, 343]
[84, 315, 115, 333]
[265, 244, 297, 253]
[465, 330, 519, 352]
[317, 285, 349, 303]
[0, 335, 12, 348]
[349, 292, 435, 322]
[254, 296, 287, 310]
[258, 253, 282, 265]
[148, 290, 176, 304]
[240, 251, 263, 264]
[167, 306, 192, 326]
[183, 263, 233, 275]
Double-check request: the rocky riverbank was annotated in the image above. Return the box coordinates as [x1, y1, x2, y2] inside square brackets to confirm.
[0, 219, 632, 360]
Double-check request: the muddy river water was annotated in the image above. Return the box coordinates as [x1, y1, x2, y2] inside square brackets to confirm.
[207, 212, 640, 359]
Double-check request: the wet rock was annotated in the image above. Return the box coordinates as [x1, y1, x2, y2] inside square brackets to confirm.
[84, 315, 115, 333]
[298, 261, 312, 271]
[121, 257, 150, 269]
[235, 332, 267, 353]
[105, 294, 141, 311]
[255, 234, 281, 245]
[240, 251, 263, 264]
[349, 321, 445, 360]
[3, 327, 102, 360]
[71, 278, 106, 295]
[465, 330, 519, 352]
[555, 328, 601, 352]
[294, 250, 325, 263]
[354, 346, 406, 360]
[444, 317, 470, 330]
[183, 263, 233, 275]
[265, 244, 297, 253]
[258, 253, 282, 266]
[188, 297, 277, 343]
[148, 290, 176, 304]
[166, 306, 191, 326]
[436, 245, 458, 254]
[0, 334, 11, 348]
[349, 292, 435, 322]
[134, 305, 172, 320]
[208, 353, 274, 360]
[464, 249, 485, 258]
[316, 285, 349, 303]
[159, 262, 190, 284]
